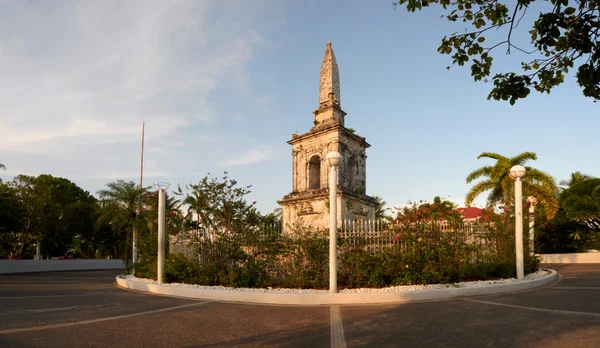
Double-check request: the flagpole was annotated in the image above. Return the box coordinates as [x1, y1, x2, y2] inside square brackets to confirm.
[133, 122, 144, 268]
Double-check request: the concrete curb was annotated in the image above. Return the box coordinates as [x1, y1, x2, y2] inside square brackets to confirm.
[115, 269, 557, 306]
[1, 260, 125, 274]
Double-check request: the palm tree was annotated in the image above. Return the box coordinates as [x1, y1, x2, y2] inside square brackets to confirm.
[262, 207, 283, 225]
[97, 180, 149, 269]
[465, 151, 559, 219]
[372, 196, 390, 221]
[560, 171, 594, 188]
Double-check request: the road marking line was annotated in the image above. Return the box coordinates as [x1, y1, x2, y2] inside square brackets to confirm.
[330, 306, 347, 348]
[463, 299, 600, 317]
[0, 301, 207, 335]
[548, 287, 600, 290]
[0, 292, 120, 299]
[28, 304, 112, 313]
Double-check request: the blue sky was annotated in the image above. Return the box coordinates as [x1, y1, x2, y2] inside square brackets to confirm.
[1, 0, 598, 215]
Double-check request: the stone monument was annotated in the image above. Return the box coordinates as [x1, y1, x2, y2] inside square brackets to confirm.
[278, 42, 377, 230]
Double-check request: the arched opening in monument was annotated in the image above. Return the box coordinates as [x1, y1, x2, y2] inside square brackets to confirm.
[309, 155, 321, 189]
[348, 156, 356, 190]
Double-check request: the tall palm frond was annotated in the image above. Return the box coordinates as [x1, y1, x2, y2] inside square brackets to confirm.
[372, 195, 389, 221]
[465, 151, 559, 218]
[559, 171, 594, 187]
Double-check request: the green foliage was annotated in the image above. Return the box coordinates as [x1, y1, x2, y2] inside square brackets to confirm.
[0, 175, 98, 259]
[178, 172, 259, 235]
[372, 195, 391, 221]
[394, 0, 600, 103]
[559, 171, 595, 188]
[97, 180, 151, 268]
[135, 217, 540, 289]
[465, 151, 559, 218]
[537, 176, 600, 252]
[393, 196, 463, 224]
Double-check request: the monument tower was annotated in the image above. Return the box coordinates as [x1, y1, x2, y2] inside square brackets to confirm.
[278, 42, 377, 230]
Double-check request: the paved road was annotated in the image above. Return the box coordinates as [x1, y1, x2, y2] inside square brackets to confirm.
[0, 264, 599, 347]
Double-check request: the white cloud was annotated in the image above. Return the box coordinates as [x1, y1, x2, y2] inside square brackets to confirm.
[217, 147, 275, 166]
[0, 0, 283, 181]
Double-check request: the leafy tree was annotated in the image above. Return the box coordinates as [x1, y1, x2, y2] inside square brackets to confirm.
[560, 177, 600, 221]
[559, 171, 595, 187]
[394, 0, 600, 104]
[179, 172, 257, 235]
[465, 151, 559, 218]
[393, 196, 463, 224]
[537, 177, 600, 252]
[0, 163, 5, 170]
[3, 175, 97, 259]
[0, 182, 26, 259]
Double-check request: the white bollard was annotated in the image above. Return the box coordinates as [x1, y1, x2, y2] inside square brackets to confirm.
[510, 165, 526, 280]
[157, 188, 166, 284]
[132, 231, 137, 265]
[326, 151, 342, 294]
[528, 197, 536, 256]
[329, 165, 337, 293]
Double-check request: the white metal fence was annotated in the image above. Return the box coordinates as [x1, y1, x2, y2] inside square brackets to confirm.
[169, 220, 492, 261]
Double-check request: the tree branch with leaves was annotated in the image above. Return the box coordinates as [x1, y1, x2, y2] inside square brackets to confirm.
[395, 0, 600, 104]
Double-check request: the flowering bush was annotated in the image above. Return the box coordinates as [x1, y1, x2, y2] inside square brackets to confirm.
[136, 215, 539, 289]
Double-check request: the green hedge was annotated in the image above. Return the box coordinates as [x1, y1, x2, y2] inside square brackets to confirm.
[134, 220, 540, 289]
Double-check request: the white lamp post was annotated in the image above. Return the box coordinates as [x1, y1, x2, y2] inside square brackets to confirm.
[527, 196, 537, 256]
[155, 182, 170, 284]
[326, 151, 341, 294]
[509, 165, 526, 280]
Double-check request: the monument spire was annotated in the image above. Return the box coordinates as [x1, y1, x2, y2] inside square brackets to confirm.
[319, 42, 341, 106]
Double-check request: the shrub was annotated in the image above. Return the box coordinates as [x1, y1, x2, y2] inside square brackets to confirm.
[136, 218, 540, 289]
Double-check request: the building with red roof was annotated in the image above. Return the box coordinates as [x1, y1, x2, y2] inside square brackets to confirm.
[457, 207, 497, 223]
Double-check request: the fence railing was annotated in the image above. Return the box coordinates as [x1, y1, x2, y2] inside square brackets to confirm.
[169, 219, 493, 261]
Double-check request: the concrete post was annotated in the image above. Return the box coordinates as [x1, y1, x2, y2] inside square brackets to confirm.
[527, 197, 536, 256]
[157, 188, 166, 284]
[510, 165, 526, 280]
[515, 177, 524, 280]
[132, 230, 137, 266]
[326, 151, 341, 294]
[329, 164, 337, 293]
[36, 242, 41, 260]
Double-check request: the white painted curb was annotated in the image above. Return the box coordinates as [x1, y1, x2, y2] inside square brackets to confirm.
[115, 269, 557, 305]
[539, 252, 600, 264]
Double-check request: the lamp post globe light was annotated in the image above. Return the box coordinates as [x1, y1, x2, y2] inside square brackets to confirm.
[509, 165, 526, 280]
[154, 182, 170, 285]
[326, 151, 341, 293]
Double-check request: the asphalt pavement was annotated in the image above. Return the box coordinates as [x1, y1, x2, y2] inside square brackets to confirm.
[0, 264, 599, 347]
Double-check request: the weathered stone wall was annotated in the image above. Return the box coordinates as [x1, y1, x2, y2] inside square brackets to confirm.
[291, 128, 340, 192]
[338, 132, 368, 193]
[280, 192, 376, 230]
[290, 127, 368, 194]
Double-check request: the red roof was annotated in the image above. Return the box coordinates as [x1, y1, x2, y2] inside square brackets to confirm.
[457, 207, 496, 221]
